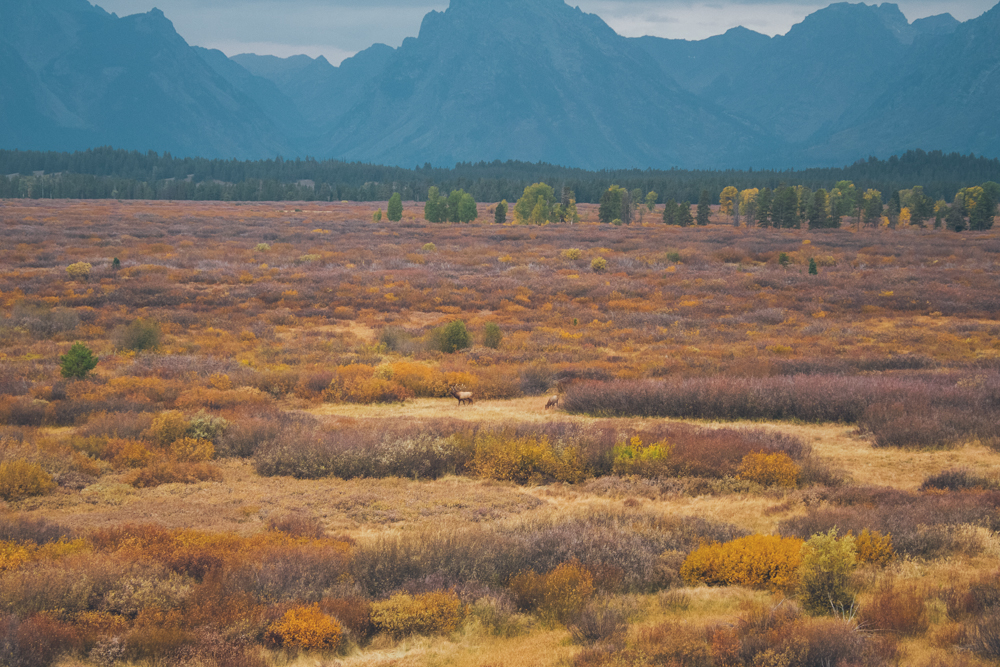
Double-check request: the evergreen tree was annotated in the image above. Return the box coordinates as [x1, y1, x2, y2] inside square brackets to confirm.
[387, 193, 403, 221]
[772, 186, 799, 229]
[60, 342, 98, 379]
[756, 188, 772, 228]
[969, 188, 996, 230]
[599, 185, 625, 223]
[677, 201, 693, 227]
[862, 189, 883, 227]
[696, 190, 711, 226]
[663, 198, 677, 225]
[482, 322, 502, 349]
[494, 200, 508, 224]
[808, 257, 818, 275]
[807, 189, 830, 229]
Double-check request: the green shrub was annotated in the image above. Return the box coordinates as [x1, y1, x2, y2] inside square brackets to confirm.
[611, 437, 672, 477]
[0, 461, 57, 501]
[798, 529, 857, 614]
[430, 320, 471, 353]
[387, 193, 403, 222]
[482, 322, 503, 349]
[117, 318, 161, 352]
[370, 591, 463, 637]
[59, 342, 98, 379]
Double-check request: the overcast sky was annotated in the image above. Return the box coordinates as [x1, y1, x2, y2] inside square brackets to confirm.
[91, 0, 998, 64]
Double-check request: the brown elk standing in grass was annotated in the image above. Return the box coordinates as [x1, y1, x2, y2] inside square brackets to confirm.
[450, 385, 474, 406]
[544, 395, 559, 410]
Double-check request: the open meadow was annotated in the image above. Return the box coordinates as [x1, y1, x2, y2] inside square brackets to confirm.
[1, 198, 1000, 667]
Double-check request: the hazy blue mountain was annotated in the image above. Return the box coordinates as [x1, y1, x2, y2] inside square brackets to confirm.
[234, 45, 395, 131]
[1, 0, 997, 169]
[634, 27, 772, 94]
[807, 3, 1000, 164]
[0, 0, 294, 158]
[315, 0, 770, 169]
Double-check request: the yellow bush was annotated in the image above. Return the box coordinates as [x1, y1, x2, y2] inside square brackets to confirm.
[681, 534, 804, 592]
[736, 451, 800, 488]
[267, 604, 343, 651]
[324, 365, 411, 404]
[389, 360, 451, 397]
[612, 436, 673, 477]
[0, 541, 35, 572]
[470, 433, 588, 484]
[562, 248, 582, 260]
[0, 460, 57, 501]
[854, 529, 895, 567]
[509, 562, 595, 622]
[66, 261, 92, 280]
[110, 439, 156, 470]
[143, 411, 190, 448]
[370, 591, 463, 637]
[170, 437, 215, 463]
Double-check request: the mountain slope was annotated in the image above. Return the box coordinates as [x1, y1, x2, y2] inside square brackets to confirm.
[320, 0, 769, 169]
[808, 3, 1000, 163]
[0, 0, 293, 158]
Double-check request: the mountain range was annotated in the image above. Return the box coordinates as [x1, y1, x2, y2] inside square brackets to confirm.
[1, 0, 998, 170]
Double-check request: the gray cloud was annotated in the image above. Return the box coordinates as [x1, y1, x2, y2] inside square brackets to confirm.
[91, 0, 997, 62]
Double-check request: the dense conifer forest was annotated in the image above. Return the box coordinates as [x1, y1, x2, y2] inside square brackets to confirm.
[3, 147, 999, 204]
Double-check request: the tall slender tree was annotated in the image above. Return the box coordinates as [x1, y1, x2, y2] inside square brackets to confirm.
[696, 190, 711, 226]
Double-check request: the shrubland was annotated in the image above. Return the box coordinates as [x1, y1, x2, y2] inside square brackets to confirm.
[0, 198, 998, 665]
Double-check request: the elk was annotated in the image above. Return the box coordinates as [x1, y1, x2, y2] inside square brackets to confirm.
[544, 395, 559, 410]
[449, 385, 474, 406]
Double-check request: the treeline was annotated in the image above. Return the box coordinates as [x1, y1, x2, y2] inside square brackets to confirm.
[2, 147, 999, 204]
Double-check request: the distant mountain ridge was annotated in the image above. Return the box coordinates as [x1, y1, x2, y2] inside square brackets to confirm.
[0, 0, 997, 169]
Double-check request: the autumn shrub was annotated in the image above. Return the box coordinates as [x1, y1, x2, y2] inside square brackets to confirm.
[920, 468, 999, 492]
[633, 621, 712, 666]
[0, 460, 57, 501]
[320, 597, 373, 640]
[972, 612, 1000, 661]
[0, 613, 80, 667]
[469, 433, 588, 484]
[568, 602, 627, 645]
[798, 529, 857, 615]
[370, 591, 463, 637]
[680, 534, 803, 592]
[266, 604, 343, 652]
[215, 411, 289, 458]
[0, 515, 72, 544]
[350, 510, 744, 598]
[108, 438, 156, 469]
[225, 541, 353, 603]
[79, 411, 154, 439]
[859, 581, 929, 635]
[0, 397, 48, 427]
[854, 529, 895, 567]
[324, 365, 411, 404]
[781, 487, 1000, 558]
[126, 460, 223, 488]
[116, 318, 161, 351]
[66, 261, 92, 281]
[266, 512, 324, 539]
[941, 572, 1000, 621]
[170, 437, 214, 462]
[736, 451, 800, 488]
[143, 410, 190, 448]
[611, 437, 672, 477]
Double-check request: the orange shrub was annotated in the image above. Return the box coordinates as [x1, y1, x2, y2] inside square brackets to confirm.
[509, 562, 595, 622]
[681, 534, 803, 592]
[860, 582, 929, 635]
[324, 365, 411, 404]
[388, 361, 450, 397]
[142, 411, 189, 448]
[854, 529, 895, 567]
[176, 387, 272, 411]
[108, 439, 156, 470]
[126, 461, 222, 488]
[370, 591, 463, 637]
[169, 438, 214, 463]
[266, 604, 343, 651]
[736, 451, 800, 488]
